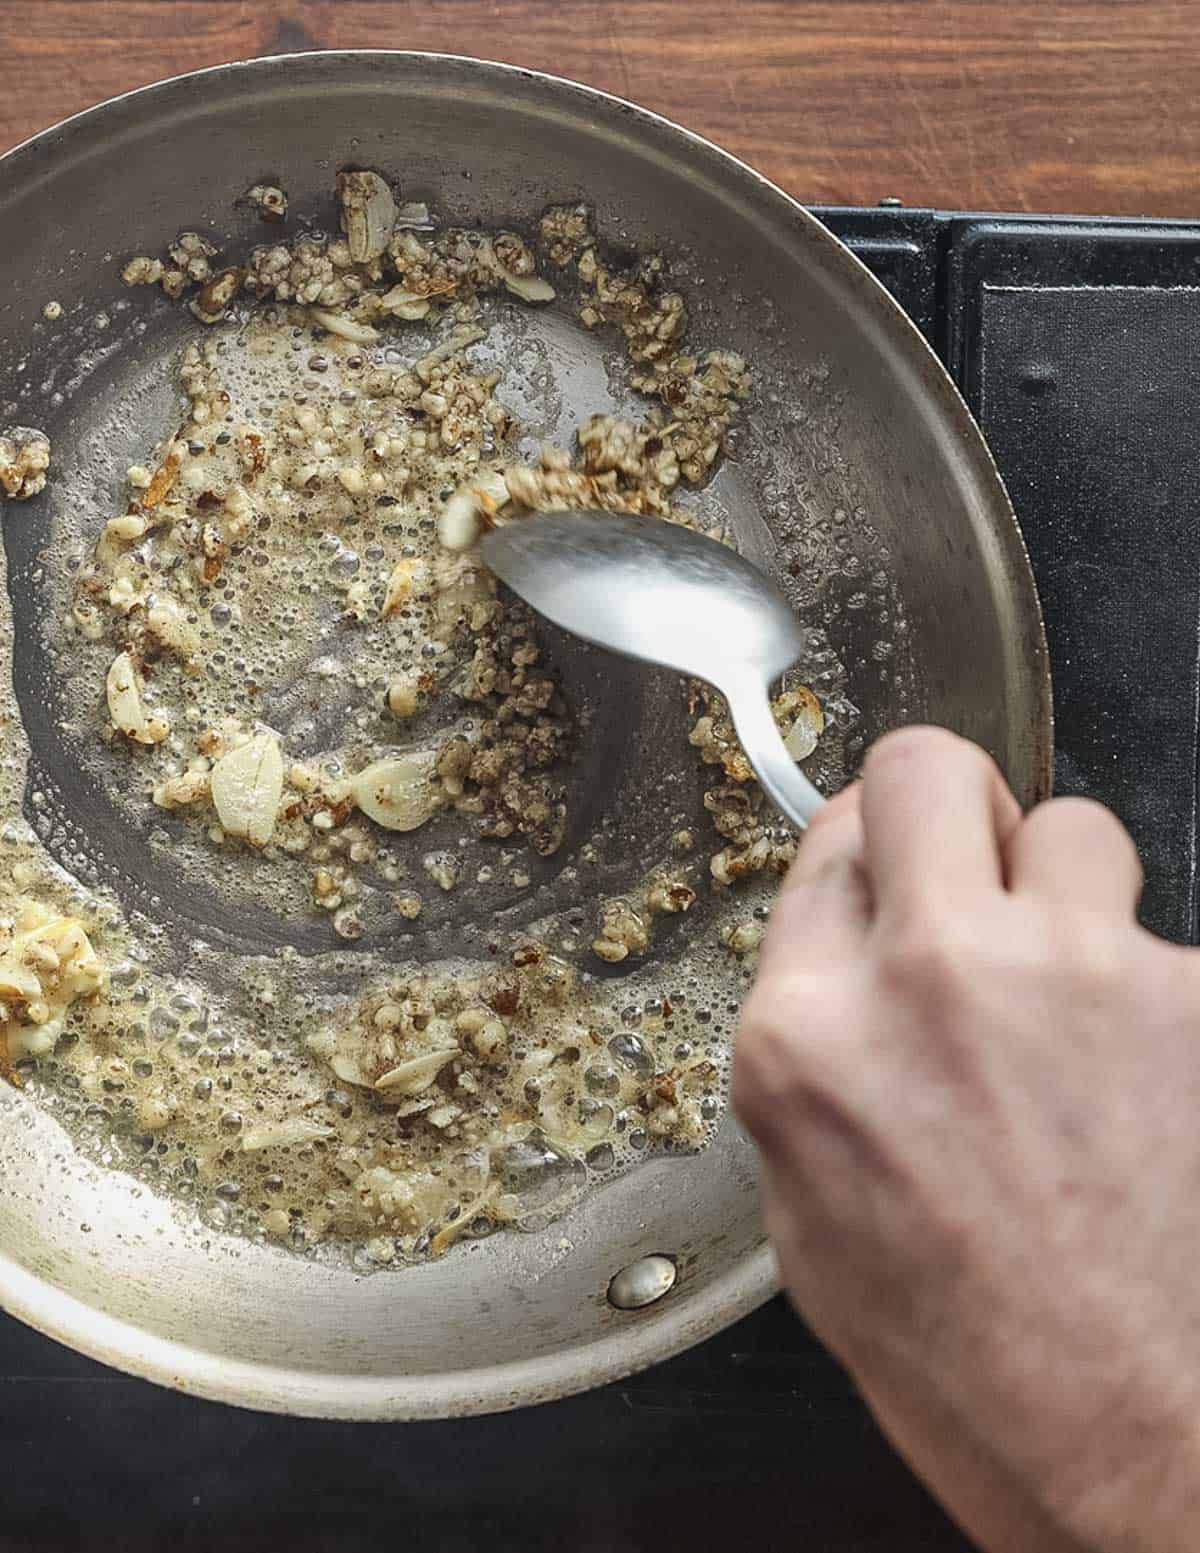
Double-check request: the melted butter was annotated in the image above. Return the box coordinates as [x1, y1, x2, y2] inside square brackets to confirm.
[0, 296, 759, 1267]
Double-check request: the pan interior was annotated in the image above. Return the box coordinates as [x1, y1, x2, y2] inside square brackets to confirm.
[0, 53, 1047, 1417]
[14, 291, 871, 961]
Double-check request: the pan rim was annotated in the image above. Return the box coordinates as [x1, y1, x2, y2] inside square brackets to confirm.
[0, 48, 1052, 1419]
[0, 1235, 779, 1419]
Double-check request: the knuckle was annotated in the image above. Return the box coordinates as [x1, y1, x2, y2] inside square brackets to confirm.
[910, 1201, 975, 1279]
[865, 724, 978, 778]
[1051, 912, 1131, 994]
[733, 980, 850, 1131]
[877, 909, 973, 1006]
[734, 996, 802, 1103]
[1035, 796, 1142, 869]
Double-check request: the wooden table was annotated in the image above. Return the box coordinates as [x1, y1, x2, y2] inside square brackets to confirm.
[3, 0, 1199, 217]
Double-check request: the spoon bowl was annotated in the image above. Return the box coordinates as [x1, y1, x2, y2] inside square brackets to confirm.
[481, 511, 827, 828]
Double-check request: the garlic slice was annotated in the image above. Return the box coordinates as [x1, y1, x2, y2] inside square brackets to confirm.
[105, 652, 169, 744]
[331, 1051, 370, 1088]
[379, 286, 432, 321]
[350, 751, 443, 832]
[308, 307, 380, 344]
[777, 686, 825, 762]
[210, 732, 284, 846]
[337, 170, 396, 263]
[502, 272, 556, 303]
[374, 1048, 460, 1096]
[437, 470, 510, 552]
[241, 1118, 337, 1151]
[381, 556, 429, 618]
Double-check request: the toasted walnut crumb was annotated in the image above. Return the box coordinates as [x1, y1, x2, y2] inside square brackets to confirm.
[190, 267, 243, 325]
[685, 680, 822, 878]
[152, 769, 211, 810]
[689, 708, 754, 784]
[122, 256, 164, 287]
[646, 880, 696, 915]
[592, 900, 649, 963]
[423, 852, 459, 892]
[243, 183, 289, 223]
[0, 902, 108, 1075]
[169, 231, 218, 283]
[540, 203, 591, 265]
[333, 906, 364, 940]
[0, 428, 50, 500]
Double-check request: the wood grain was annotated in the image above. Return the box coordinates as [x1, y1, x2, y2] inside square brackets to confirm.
[1, 0, 1199, 217]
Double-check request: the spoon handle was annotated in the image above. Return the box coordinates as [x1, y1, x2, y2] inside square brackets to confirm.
[723, 680, 827, 831]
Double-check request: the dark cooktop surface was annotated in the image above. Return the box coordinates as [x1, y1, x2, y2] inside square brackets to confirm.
[5, 207, 1197, 1552]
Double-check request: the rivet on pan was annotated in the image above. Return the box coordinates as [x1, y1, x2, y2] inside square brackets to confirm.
[607, 1254, 677, 1311]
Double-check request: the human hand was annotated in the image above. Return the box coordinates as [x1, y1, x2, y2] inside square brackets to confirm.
[734, 727, 1200, 1553]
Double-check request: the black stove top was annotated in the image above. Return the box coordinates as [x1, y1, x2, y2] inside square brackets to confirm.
[830, 206, 1200, 947]
[6, 206, 1197, 1553]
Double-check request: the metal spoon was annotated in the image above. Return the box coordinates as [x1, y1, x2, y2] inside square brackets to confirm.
[480, 510, 826, 829]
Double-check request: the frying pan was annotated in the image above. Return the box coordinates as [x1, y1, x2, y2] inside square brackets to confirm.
[0, 51, 1051, 1418]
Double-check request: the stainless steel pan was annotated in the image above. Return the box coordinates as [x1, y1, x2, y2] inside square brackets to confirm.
[0, 51, 1051, 1418]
